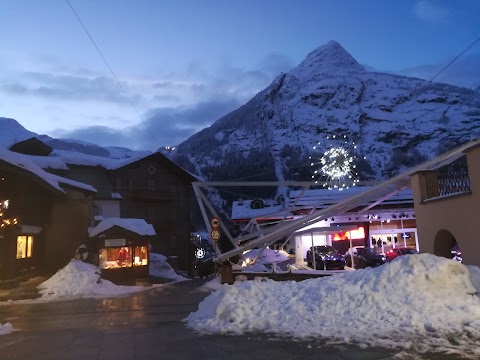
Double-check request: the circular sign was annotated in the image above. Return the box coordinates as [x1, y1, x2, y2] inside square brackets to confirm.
[210, 229, 221, 242]
[195, 248, 206, 259]
[211, 217, 220, 228]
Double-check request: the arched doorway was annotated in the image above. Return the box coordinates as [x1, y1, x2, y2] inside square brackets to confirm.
[433, 229, 457, 259]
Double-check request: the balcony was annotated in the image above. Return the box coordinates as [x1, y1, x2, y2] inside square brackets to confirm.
[422, 156, 471, 201]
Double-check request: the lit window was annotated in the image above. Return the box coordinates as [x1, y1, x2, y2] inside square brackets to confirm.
[99, 247, 132, 269]
[133, 246, 148, 266]
[16, 236, 33, 259]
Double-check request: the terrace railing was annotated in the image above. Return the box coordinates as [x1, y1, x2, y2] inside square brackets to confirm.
[424, 155, 471, 201]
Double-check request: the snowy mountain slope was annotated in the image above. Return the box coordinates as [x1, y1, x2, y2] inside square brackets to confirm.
[0, 117, 38, 147]
[173, 41, 480, 184]
[0, 118, 149, 160]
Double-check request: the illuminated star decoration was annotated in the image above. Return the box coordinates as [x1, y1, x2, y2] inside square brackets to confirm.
[309, 135, 362, 190]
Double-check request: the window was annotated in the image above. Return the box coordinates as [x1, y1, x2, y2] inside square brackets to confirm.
[16, 236, 33, 259]
[147, 179, 155, 191]
[99, 247, 132, 269]
[116, 178, 122, 190]
[170, 234, 176, 248]
[170, 184, 177, 193]
[128, 179, 133, 191]
[133, 246, 148, 266]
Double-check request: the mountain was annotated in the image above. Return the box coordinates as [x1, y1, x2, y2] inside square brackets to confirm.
[0, 118, 149, 159]
[173, 41, 480, 193]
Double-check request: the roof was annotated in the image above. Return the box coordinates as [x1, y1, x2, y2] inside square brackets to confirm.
[231, 186, 413, 220]
[0, 147, 96, 195]
[88, 217, 156, 238]
[9, 137, 53, 156]
[110, 152, 199, 182]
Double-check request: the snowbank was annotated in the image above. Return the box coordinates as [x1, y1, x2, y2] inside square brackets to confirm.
[37, 260, 147, 300]
[242, 248, 289, 264]
[149, 253, 188, 281]
[0, 322, 13, 336]
[199, 277, 223, 292]
[187, 254, 480, 357]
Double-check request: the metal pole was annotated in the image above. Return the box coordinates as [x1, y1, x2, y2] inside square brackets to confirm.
[348, 231, 354, 270]
[311, 233, 316, 270]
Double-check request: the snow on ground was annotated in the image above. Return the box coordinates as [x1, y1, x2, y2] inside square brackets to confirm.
[37, 260, 148, 300]
[149, 253, 188, 281]
[199, 276, 223, 292]
[187, 254, 480, 358]
[0, 322, 13, 336]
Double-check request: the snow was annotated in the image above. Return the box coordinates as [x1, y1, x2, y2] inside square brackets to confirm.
[149, 253, 188, 281]
[0, 147, 96, 194]
[88, 217, 156, 237]
[0, 322, 13, 336]
[37, 260, 147, 300]
[199, 277, 223, 292]
[242, 248, 289, 264]
[187, 254, 480, 357]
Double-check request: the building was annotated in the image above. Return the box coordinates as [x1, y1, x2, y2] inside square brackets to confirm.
[231, 185, 418, 262]
[410, 143, 480, 266]
[0, 147, 95, 287]
[8, 138, 198, 273]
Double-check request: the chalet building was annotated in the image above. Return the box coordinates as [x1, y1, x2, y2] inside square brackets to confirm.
[8, 137, 198, 273]
[109, 153, 197, 271]
[0, 147, 95, 288]
[410, 143, 480, 266]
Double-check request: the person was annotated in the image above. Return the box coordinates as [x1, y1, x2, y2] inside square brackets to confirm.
[118, 247, 127, 265]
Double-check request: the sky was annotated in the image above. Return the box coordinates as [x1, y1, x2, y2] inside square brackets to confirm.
[0, 0, 479, 151]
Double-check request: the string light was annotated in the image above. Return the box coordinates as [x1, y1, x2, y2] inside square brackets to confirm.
[309, 134, 361, 190]
[0, 199, 17, 227]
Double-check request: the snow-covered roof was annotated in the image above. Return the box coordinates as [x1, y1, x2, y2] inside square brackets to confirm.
[88, 217, 156, 237]
[231, 186, 413, 220]
[0, 147, 95, 194]
[231, 200, 287, 221]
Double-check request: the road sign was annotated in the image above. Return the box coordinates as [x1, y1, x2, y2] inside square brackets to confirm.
[210, 229, 221, 242]
[210, 217, 220, 229]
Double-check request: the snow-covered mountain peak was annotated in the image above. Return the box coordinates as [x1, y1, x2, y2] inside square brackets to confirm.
[293, 40, 365, 76]
[0, 117, 38, 147]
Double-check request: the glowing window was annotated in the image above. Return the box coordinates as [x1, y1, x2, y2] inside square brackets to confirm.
[16, 236, 33, 259]
[133, 246, 148, 266]
[99, 247, 133, 269]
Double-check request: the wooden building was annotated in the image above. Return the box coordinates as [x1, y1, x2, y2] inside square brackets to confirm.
[88, 218, 155, 284]
[0, 147, 95, 288]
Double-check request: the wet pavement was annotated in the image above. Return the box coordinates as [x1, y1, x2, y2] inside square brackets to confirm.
[0, 279, 468, 360]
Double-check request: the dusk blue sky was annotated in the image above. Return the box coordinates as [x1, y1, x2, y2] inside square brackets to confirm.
[1, 0, 479, 150]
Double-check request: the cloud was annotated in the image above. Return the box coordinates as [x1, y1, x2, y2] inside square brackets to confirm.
[413, 0, 449, 23]
[2, 50, 294, 151]
[1, 72, 144, 104]
[399, 52, 480, 88]
[54, 98, 242, 150]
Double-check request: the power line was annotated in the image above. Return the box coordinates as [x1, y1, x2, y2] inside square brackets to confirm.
[64, 0, 160, 149]
[430, 36, 480, 82]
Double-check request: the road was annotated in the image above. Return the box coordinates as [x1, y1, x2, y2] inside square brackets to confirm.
[0, 279, 465, 360]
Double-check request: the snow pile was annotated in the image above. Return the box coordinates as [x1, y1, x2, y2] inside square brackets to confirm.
[149, 253, 188, 281]
[187, 254, 480, 357]
[199, 277, 223, 292]
[240, 248, 289, 272]
[0, 322, 13, 336]
[37, 260, 146, 299]
[242, 248, 289, 264]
